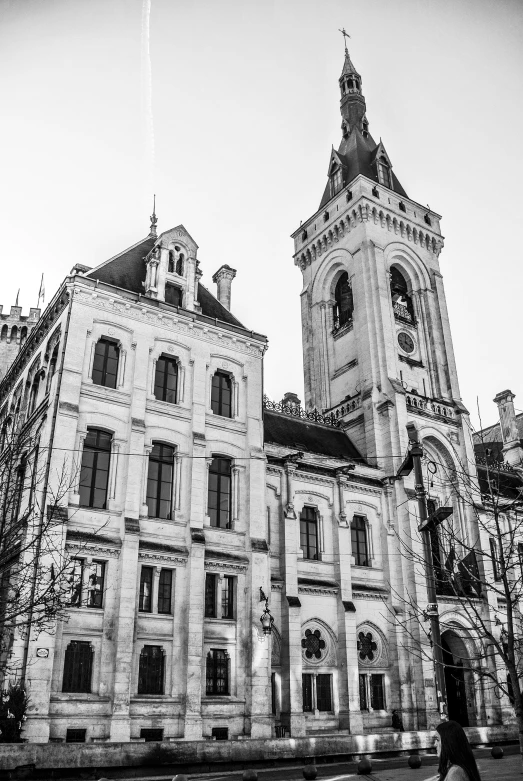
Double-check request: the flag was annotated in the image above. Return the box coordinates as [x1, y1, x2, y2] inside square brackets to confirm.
[37, 274, 45, 307]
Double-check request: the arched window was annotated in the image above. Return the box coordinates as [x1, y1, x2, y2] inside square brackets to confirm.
[92, 337, 119, 389]
[154, 355, 178, 404]
[20, 326, 28, 345]
[176, 253, 184, 276]
[168, 250, 175, 273]
[27, 370, 42, 417]
[46, 344, 59, 393]
[138, 646, 165, 695]
[165, 284, 182, 307]
[146, 443, 175, 519]
[10, 326, 18, 344]
[333, 273, 353, 330]
[390, 267, 414, 323]
[300, 506, 320, 561]
[79, 429, 112, 509]
[62, 641, 93, 693]
[351, 515, 369, 566]
[208, 456, 232, 528]
[13, 453, 28, 520]
[377, 156, 392, 189]
[0, 325, 7, 342]
[211, 371, 232, 418]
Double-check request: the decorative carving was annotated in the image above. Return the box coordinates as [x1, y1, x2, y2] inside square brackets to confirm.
[66, 543, 120, 559]
[138, 552, 187, 566]
[356, 623, 389, 667]
[204, 560, 247, 574]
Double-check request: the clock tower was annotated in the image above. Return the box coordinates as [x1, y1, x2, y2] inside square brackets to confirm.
[292, 44, 475, 477]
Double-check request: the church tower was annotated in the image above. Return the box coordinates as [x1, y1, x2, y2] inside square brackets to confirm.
[292, 43, 472, 475]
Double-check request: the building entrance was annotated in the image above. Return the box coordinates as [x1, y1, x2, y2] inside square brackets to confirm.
[441, 632, 472, 726]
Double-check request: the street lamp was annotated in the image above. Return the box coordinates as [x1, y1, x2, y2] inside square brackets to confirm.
[397, 422, 449, 720]
[259, 588, 274, 635]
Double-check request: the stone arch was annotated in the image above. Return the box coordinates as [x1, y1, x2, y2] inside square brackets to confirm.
[439, 617, 482, 727]
[310, 248, 354, 305]
[301, 618, 337, 667]
[384, 243, 432, 291]
[356, 621, 389, 668]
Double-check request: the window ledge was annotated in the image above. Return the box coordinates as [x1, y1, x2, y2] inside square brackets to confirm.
[204, 618, 236, 624]
[332, 321, 353, 340]
[51, 694, 111, 702]
[66, 607, 104, 615]
[137, 612, 173, 619]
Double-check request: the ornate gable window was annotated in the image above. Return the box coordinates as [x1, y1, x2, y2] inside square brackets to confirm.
[377, 156, 392, 189]
[330, 166, 343, 197]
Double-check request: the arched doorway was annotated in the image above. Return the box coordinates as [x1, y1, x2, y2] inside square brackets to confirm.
[442, 631, 475, 726]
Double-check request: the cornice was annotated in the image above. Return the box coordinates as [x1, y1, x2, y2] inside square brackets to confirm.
[138, 552, 187, 566]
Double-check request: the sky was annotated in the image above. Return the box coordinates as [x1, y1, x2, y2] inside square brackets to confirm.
[0, 0, 522, 431]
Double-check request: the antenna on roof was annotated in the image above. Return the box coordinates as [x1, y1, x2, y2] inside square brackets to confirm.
[149, 194, 158, 237]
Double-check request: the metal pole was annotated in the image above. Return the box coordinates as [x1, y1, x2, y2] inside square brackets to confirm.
[410, 440, 448, 721]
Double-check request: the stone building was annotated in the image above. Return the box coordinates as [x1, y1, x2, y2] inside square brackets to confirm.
[0, 304, 41, 382]
[0, 47, 521, 744]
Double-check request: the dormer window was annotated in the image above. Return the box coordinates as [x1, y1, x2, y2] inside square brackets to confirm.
[399, 202, 406, 213]
[330, 167, 343, 197]
[323, 211, 329, 223]
[424, 214, 432, 226]
[165, 284, 182, 307]
[301, 229, 308, 242]
[377, 156, 392, 189]
[362, 119, 369, 136]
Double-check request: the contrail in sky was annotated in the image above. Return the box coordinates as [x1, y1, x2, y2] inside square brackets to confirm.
[141, 0, 155, 200]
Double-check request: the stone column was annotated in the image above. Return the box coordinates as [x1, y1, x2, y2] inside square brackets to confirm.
[249, 539, 272, 738]
[494, 390, 523, 466]
[109, 517, 140, 741]
[280, 459, 305, 736]
[183, 528, 206, 739]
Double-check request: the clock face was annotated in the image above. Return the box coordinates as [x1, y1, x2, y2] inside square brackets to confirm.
[398, 332, 415, 354]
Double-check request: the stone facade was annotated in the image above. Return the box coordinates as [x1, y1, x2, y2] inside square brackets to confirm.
[0, 304, 41, 381]
[0, 47, 520, 746]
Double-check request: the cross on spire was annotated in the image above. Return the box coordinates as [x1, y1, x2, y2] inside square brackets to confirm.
[338, 27, 350, 53]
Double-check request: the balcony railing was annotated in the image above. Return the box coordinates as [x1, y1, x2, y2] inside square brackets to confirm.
[263, 396, 342, 428]
[393, 302, 414, 323]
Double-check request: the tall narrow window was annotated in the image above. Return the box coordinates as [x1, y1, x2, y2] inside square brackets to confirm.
[176, 253, 184, 276]
[138, 646, 164, 695]
[333, 272, 353, 330]
[79, 429, 112, 509]
[370, 674, 385, 709]
[92, 338, 119, 389]
[208, 457, 232, 528]
[206, 649, 229, 695]
[67, 558, 83, 607]
[87, 561, 105, 608]
[316, 674, 332, 712]
[146, 443, 175, 520]
[139, 566, 153, 612]
[62, 641, 93, 693]
[13, 454, 27, 520]
[221, 575, 234, 619]
[300, 506, 320, 560]
[158, 569, 173, 615]
[27, 374, 40, 417]
[302, 673, 313, 712]
[377, 156, 392, 188]
[490, 538, 501, 581]
[359, 673, 368, 710]
[390, 266, 414, 323]
[154, 355, 178, 404]
[330, 166, 343, 196]
[165, 284, 182, 307]
[168, 250, 175, 273]
[351, 515, 369, 567]
[211, 371, 232, 418]
[205, 573, 217, 618]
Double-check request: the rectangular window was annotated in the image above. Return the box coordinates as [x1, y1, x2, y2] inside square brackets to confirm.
[490, 538, 501, 581]
[205, 573, 217, 618]
[206, 649, 229, 696]
[271, 672, 277, 715]
[359, 673, 368, 711]
[146, 443, 175, 520]
[92, 338, 119, 389]
[66, 729, 86, 743]
[87, 561, 105, 608]
[67, 558, 84, 607]
[62, 641, 93, 693]
[211, 727, 229, 741]
[79, 428, 112, 510]
[211, 371, 232, 418]
[158, 569, 173, 615]
[139, 567, 153, 612]
[351, 515, 369, 566]
[221, 576, 234, 619]
[302, 673, 313, 712]
[138, 646, 164, 695]
[140, 728, 164, 742]
[370, 674, 385, 710]
[316, 674, 332, 712]
[165, 284, 182, 307]
[154, 355, 178, 404]
[208, 457, 232, 528]
[300, 506, 320, 560]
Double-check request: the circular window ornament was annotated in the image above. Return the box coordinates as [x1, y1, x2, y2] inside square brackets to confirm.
[301, 628, 326, 661]
[398, 331, 415, 354]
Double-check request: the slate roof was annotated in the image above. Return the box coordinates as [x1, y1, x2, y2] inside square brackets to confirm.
[340, 49, 360, 77]
[319, 128, 408, 210]
[263, 409, 365, 463]
[472, 414, 523, 446]
[84, 236, 245, 328]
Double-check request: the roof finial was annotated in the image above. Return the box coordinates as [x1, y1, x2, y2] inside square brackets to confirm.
[149, 193, 158, 237]
[339, 27, 350, 54]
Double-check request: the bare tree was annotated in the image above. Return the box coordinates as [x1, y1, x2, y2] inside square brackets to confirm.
[390, 428, 523, 763]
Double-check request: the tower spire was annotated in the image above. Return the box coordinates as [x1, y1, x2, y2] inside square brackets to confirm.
[149, 194, 158, 237]
[338, 37, 366, 136]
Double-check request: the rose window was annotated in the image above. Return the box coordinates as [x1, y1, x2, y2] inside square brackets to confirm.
[301, 629, 326, 660]
[358, 631, 377, 661]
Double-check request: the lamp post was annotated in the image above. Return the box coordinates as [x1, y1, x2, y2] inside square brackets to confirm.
[259, 588, 274, 635]
[397, 423, 451, 721]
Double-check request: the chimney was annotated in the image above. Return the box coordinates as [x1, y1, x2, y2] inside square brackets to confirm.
[282, 392, 301, 410]
[493, 389, 523, 466]
[212, 265, 237, 311]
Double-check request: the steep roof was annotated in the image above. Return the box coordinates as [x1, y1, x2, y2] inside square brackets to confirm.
[472, 414, 523, 447]
[340, 49, 360, 78]
[319, 128, 408, 210]
[264, 409, 365, 463]
[84, 236, 245, 328]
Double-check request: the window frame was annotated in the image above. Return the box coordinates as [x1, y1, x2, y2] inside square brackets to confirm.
[154, 354, 179, 405]
[351, 515, 370, 567]
[158, 568, 173, 615]
[165, 284, 183, 307]
[138, 645, 165, 696]
[146, 442, 175, 520]
[205, 572, 217, 618]
[79, 428, 112, 510]
[300, 505, 321, 561]
[208, 456, 232, 529]
[62, 640, 94, 693]
[139, 566, 153, 613]
[211, 371, 233, 418]
[221, 575, 235, 620]
[206, 648, 230, 696]
[333, 272, 353, 330]
[92, 337, 120, 389]
[87, 560, 105, 609]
